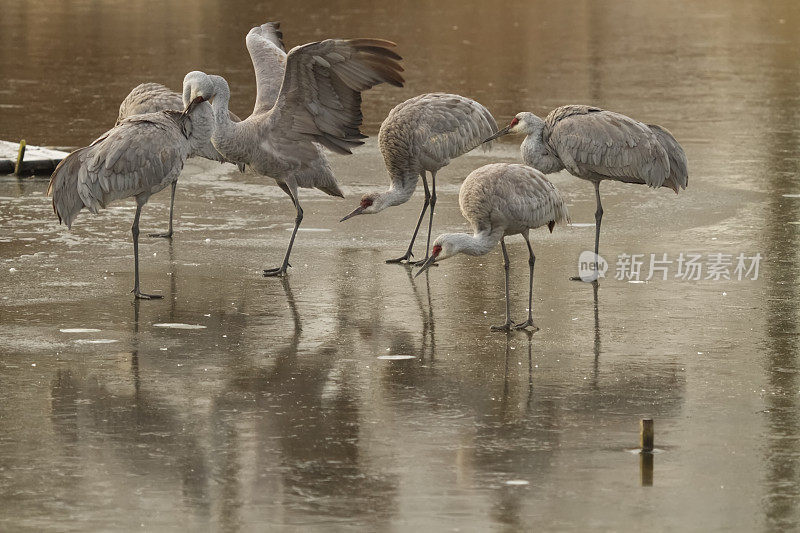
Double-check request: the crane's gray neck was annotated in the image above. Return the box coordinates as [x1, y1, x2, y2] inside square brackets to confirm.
[209, 89, 249, 163]
[210, 90, 236, 135]
[187, 102, 215, 154]
[439, 229, 502, 259]
[519, 114, 564, 175]
[373, 172, 418, 212]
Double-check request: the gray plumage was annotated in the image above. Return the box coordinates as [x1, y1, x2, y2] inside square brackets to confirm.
[116, 83, 183, 125]
[340, 93, 498, 264]
[485, 105, 688, 279]
[246, 21, 286, 114]
[207, 23, 405, 277]
[48, 72, 217, 298]
[117, 82, 244, 163]
[117, 81, 246, 237]
[415, 163, 569, 332]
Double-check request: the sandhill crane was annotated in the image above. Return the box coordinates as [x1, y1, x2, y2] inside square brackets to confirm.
[48, 72, 216, 299]
[415, 163, 569, 332]
[484, 105, 688, 281]
[339, 93, 497, 264]
[205, 24, 404, 277]
[117, 80, 248, 237]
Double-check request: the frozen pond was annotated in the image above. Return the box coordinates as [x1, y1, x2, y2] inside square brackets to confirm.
[2, 0, 800, 531]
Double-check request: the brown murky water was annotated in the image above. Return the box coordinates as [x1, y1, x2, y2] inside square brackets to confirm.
[2, 0, 800, 531]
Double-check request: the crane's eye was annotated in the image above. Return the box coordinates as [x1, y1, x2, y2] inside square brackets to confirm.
[510, 117, 519, 127]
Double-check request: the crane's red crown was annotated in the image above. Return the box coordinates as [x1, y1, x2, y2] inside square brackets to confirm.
[510, 117, 519, 127]
[360, 196, 374, 208]
[432, 244, 442, 257]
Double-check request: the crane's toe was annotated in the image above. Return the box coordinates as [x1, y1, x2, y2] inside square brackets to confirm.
[513, 319, 539, 332]
[385, 253, 413, 264]
[148, 231, 174, 239]
[263, 263, 291, 277]
[490, 321, 514, 333]
[132, 290, 163, 300]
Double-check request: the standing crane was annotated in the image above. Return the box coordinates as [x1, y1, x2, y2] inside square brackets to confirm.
[48, 72, 216, 299]
[484, 105, 688, 281]
[339, 93, 497, 264]
[205, 23, 404, 277]
[116, 66, 256, 237]
[415, 163, 569, 332]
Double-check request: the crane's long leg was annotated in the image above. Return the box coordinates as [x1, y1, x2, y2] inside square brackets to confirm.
[131, 202, 162, 299]
[514, 233, 539, 332]
[264, 187, 302, 277]
[491, 239, 514, 332]
[593, 180, 603, 261]
[387, 171, 430, 264]
[571, 180, 603, 283]
[414, 170, 438, 266]
[149, 180, 176, 238]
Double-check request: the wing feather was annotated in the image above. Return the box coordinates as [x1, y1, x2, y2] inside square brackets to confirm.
[380, 93, 497, 171]
[116, 82, 244, 170]
[81, 113, 190, 211]
[648, 124, 688, 192]
[246, 22, 288, 114]
[116, 83, 182, 125]
[459, 163, 569, 234]
[269, 38, 404, 155]
[545, 106, 669, 188]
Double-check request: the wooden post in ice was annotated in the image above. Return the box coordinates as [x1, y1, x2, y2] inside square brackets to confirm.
[640, 418, 654, 452]
[14, 139, 26, 176]
[639, 418, 654, 486]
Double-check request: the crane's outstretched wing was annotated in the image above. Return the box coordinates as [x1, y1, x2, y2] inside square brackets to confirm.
[269, 38, 404, 156]
[246, 22, 288, 115]
[409, 93, 498, 168]
[117, 83, 182, 125]
[546, 106, 670, 188]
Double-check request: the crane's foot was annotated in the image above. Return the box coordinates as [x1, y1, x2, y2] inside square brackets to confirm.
[490, 320, 514, 333]
[570, 275, 599, 285]
[386, 253, 413, 264]
[132, 289, 163, 300]
[513, 318, 539, 332]
[148, 231, 173, 239]
[412, 257, 438, 267]
[263, 263, 291, 277]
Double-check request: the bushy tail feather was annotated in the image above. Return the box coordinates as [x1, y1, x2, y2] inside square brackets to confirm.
[47, 147, 89, 228]
[317, 182, 345, 198]
[551, 184, 571, 228]
[649, 124, 688, 193]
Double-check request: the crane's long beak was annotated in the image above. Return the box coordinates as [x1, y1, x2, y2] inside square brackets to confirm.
[414, 254, 438, 278]
[482, 125, 511, 144]
[183, 95, 205, 115]
[339, 206, 364, 222]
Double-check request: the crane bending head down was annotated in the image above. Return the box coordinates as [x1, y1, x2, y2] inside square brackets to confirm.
[339, 193, 388, 221]
[182, 71, 216, 110]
